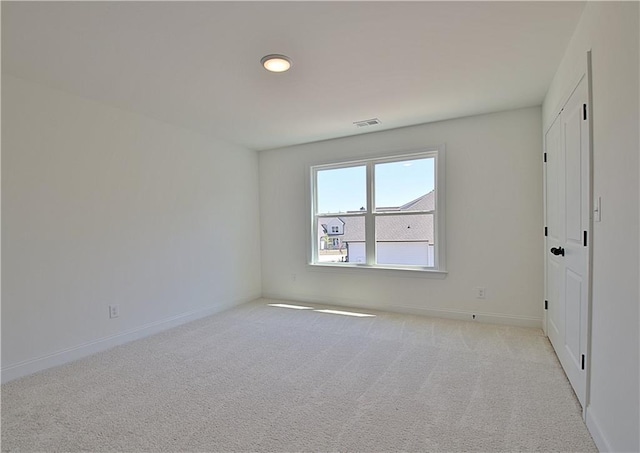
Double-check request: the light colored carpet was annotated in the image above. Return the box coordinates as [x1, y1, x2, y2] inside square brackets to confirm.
[2, 298, 597, 452]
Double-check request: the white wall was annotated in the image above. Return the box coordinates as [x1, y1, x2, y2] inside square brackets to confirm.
[260, 107, 543, 327]
[542, 3, 639, 451]
[1, 75, 262, 381]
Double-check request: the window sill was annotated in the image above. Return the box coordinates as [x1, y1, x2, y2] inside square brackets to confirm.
[307, 263, 448, 279]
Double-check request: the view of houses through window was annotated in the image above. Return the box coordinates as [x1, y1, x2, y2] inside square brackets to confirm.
[313, 152, 439, 268]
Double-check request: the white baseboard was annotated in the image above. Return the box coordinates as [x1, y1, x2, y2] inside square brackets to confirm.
[1, 295, 260, 384]
[586, 406, 612, 452]
[261, 292, 542, 329]
[394, 305, 542, 328]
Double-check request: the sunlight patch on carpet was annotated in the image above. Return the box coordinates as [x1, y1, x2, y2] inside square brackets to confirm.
[314, 309, 376, 318]
[268, 303, 314, 310]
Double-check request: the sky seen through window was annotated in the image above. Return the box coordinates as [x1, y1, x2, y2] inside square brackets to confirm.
[316, 158, 435, 214]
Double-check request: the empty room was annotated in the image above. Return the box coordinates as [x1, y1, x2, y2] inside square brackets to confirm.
[2, 1, 638, 452]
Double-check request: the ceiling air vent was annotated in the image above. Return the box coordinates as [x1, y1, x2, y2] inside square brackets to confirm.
[353, 118, 381, 128]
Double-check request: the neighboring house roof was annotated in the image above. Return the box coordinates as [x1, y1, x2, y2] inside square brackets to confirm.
[324, 191, 435, 243]
[377, 214, 433, 242]
[338, 216, 365, 242]
[377, 191, 435, 212]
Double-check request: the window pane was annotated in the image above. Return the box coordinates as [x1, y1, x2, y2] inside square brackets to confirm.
[375, 158, 435, 210]
[317, 216, 365, 263]
[375, 214, 434, 266]
[317, 166, 366, 214]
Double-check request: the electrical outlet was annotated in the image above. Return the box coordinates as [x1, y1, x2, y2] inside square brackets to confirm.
[475, 287, 486, 299]
[109, 304, 120, 319]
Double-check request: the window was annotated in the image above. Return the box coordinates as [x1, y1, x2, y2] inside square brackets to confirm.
[310, 147, 445, 271]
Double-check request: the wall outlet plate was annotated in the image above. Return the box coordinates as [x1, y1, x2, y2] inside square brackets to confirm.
[109, 304, 120, 319]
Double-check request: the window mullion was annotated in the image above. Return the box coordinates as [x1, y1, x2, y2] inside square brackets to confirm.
[311, 168, 318, 264]
[365, 162, 375, 265]
[374, 210, 435, 216]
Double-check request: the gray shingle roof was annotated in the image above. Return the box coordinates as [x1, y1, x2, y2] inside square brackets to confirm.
[399, 191, 435, 211]
[377, 191, 435, 212]
[337, 216, 364, 242]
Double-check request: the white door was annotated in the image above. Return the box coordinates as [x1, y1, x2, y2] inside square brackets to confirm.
[544, 74, 590, 407]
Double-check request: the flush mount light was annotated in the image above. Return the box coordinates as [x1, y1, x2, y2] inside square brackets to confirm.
[261, 54, 292, 73]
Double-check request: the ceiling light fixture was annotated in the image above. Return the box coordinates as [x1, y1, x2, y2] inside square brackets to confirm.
[261, 54, 292, 73]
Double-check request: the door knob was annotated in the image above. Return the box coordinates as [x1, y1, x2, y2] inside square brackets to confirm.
[550, 246, 565, 256]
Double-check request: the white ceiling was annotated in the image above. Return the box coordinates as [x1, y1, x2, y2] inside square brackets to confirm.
[2, 1, 585, 151]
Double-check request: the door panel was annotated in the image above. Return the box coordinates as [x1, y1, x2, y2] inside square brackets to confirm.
[565, 269, 582, 364]
[547, 258, 562, 339]
[546, 117, 561, 241]
[565, 105, 582, 243]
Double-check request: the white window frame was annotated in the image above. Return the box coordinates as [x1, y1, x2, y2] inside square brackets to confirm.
[309, 146, 446, 274]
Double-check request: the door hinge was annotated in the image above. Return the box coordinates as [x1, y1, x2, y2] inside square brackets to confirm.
[581, 354, 586, 370]
[543, 153, 547, 163]
[583, 104, 587, 120]
[544, 300, 548, 310]
[583, 230, 588, 247]
[544, 226, 548, 237]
